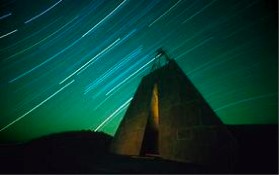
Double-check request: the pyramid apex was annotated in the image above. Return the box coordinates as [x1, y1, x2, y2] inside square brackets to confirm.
[151, 48, 172, 71]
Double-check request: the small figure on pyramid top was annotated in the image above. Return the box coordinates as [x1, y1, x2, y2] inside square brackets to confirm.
[152, 48, 172, 71]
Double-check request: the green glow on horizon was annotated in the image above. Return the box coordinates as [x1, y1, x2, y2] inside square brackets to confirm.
[0, 0, 277, 142]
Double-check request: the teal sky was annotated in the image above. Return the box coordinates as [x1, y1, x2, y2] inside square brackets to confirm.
[0, 0, 278, 142]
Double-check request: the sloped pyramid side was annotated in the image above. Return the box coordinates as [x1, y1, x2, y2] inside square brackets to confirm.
[109, 65, 158, 155]
[110, 60, 237, 172]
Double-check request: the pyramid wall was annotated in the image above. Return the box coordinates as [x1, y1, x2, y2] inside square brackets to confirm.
[110, 60, 237, 172]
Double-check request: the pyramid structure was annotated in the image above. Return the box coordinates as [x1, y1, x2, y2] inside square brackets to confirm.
[110, 50, 237, 172]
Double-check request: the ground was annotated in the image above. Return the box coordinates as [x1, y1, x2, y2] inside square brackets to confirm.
[0, 125, 278, 174]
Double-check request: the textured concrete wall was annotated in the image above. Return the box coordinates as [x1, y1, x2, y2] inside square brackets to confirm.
[110, 60, 237, 171]
[109, 71, 156, 155]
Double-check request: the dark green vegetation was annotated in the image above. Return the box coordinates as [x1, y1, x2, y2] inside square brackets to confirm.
[0, 125, 278, 174]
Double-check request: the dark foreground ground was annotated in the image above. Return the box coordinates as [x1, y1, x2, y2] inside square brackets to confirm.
[0, 124, 278, 174]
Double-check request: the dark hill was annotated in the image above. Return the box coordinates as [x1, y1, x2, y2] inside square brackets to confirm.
[23, 131, 113, 174]
[0, 131, 113, 174]
[227, 124, 279, 174]
[0, 125, 278, 174]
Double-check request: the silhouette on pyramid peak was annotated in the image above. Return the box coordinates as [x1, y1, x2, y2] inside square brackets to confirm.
[151, 48, 172, 71]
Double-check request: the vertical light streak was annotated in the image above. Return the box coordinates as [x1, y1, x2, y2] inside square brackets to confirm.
[0, 80, 75, 132]
[0, 18, 60, 53]
[9, 37, 82, 83]
[182, 0, 217, 23]
[106, 57, 156, 96]
[0, 12, 12, 20]
[84, 46, 142, 94]
[59, 38, 121, 84]
[93, 93, 114, 111]
[0, 29, 18, 39]
[176, 37, 213, 60]
[6, 16, 78, 62]
[148, 0, 182, 27]
[24, 0, 63, 24]
[82, 0, 127, 38]
[214, 93, 277, 112]
[77, 38, 121, 75]
[94, 97, 132, 132]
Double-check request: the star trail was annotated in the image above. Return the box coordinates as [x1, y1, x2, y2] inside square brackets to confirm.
[0, 0, 278, 142]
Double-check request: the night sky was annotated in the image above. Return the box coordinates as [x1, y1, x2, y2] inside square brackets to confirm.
[0, 0, 278, 142]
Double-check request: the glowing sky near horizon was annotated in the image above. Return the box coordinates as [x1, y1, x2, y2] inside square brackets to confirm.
[0, 0, 278, 142]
